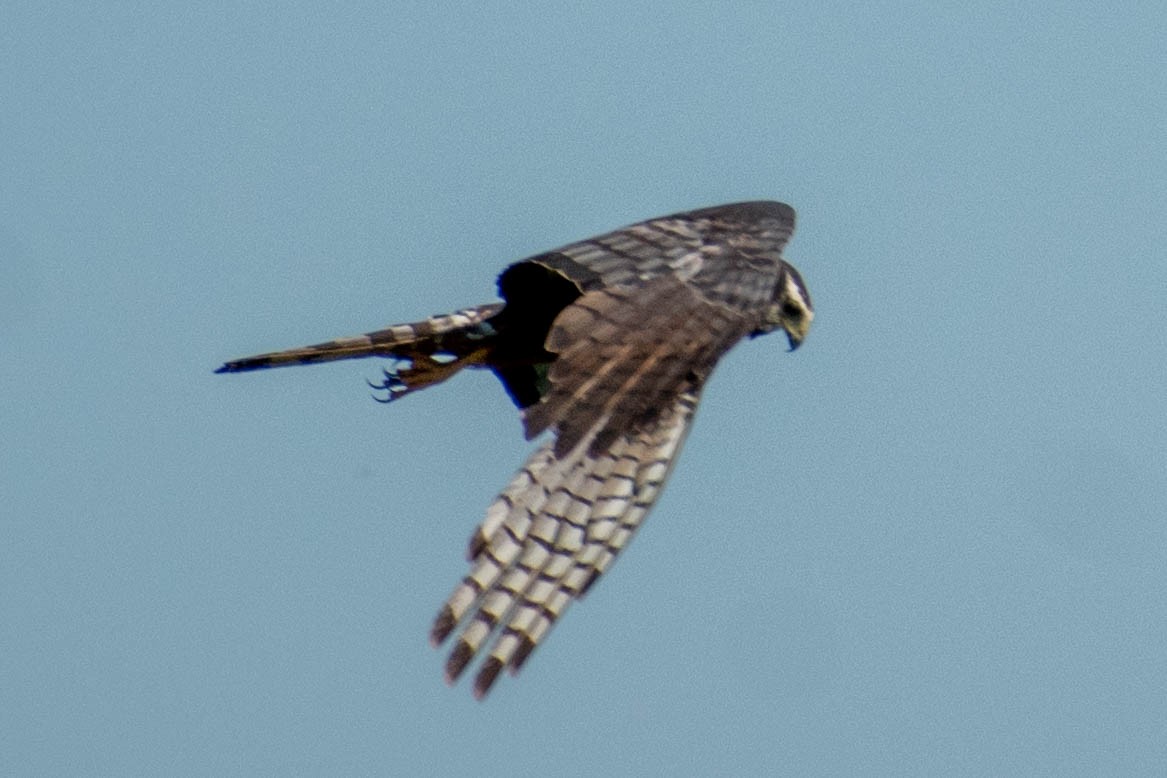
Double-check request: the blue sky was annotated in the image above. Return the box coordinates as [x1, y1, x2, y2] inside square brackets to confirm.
[4, 2, 1165, 775]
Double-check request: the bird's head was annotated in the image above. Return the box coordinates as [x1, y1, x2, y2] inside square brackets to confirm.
[768, 263, 814, 350]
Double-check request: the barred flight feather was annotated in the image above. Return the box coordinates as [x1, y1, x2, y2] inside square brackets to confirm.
[431, 388, 700, 698]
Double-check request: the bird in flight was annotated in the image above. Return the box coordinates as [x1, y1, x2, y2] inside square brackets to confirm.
[216, 200, 813, 698]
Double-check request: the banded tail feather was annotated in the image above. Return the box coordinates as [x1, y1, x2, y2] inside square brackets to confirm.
[215, 304, 504, 401]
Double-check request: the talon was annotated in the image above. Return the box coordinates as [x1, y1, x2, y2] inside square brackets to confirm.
[368, 365, 409, 402]
[366, 351, 474, 405]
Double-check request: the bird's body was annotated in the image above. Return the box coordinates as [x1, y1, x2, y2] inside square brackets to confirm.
[217, 200, 813, 698]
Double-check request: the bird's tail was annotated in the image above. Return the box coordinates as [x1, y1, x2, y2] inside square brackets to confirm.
[215, 303, 505, 401]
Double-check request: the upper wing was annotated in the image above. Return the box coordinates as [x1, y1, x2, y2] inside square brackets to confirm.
[529, 200, 796, 290]
[517, 201, 797, 454]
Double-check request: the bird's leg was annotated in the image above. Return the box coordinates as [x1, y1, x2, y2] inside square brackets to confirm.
[368, 348, 489, 403]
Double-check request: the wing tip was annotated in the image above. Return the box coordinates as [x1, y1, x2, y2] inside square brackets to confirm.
[473, 657, 504, 700]
[430, 606, 457, 648]
[510, 634, 537, 673]
[443, 639, 475, 685]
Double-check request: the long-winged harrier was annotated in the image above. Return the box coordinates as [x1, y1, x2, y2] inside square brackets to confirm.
[216, 200, 813, 698]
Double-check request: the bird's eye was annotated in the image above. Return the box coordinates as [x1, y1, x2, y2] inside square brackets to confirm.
[781, 300, 803, 318]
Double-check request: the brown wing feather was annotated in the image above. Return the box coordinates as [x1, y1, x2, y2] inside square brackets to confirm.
[523, 276, 750, 456]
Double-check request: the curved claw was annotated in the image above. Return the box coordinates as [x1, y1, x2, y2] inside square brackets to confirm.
[364, 350, 471, 405]
[368, 365, 408, 403]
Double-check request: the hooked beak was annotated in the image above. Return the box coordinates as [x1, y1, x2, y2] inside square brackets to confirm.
[784, 318, 811, 351]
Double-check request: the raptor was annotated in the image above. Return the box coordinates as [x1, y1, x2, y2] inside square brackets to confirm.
[217, 201, 814, 698]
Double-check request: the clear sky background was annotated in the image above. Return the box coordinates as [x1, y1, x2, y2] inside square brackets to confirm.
[4, 3, 1165, 775]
